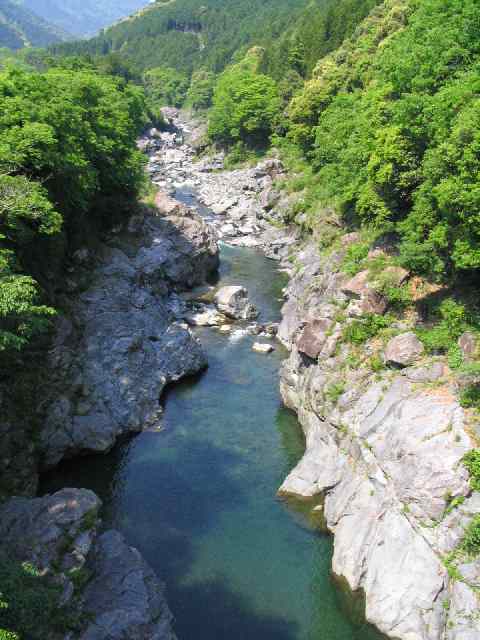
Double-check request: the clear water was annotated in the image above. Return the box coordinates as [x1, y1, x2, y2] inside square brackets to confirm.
[41, 242, 385, 640]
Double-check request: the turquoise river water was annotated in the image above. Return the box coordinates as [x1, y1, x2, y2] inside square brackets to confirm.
[41, 231, 385, 640]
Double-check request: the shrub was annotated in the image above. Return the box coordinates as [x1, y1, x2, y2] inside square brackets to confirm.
[325, 381, 345, 404]
[341, 241, 370, 276]
[459, 385, 480, 410]
[0, 555, 75, 639]
[460, 515, 480, 556]
[463, 449, 480, 491]
[417, 299, 469, 354]
[342, 314, 392, 345]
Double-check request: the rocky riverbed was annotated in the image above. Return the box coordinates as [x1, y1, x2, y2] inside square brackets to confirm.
[142, 109, 480, 639]
[1, 108, 479, 640]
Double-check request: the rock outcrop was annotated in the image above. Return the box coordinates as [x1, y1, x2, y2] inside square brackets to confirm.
[0, 489, 176, 640]
[277, 242, 480, 640]
[39, 200, 218, 469]
[384, 331, 424, 367]
[214, 285, 258, 320]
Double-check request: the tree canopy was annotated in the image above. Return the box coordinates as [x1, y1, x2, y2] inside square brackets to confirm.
[0, 65, 147, 354]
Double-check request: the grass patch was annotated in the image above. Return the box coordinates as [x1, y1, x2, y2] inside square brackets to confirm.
[463, 449, 480, 491]
[342, 314, 393, 345]
[325, 381, 346, 404]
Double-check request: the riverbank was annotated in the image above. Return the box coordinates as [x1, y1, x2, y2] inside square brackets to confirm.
[142, 109, 480, 639]
[2, 107, 479, 640]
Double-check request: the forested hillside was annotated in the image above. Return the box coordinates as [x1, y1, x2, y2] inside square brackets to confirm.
[0, 64, 148, 354]
[50, 0, 383, 78]
[202, 0, 480, 284]
[22, 0, 149, 37]
[0, 0, 67, 49]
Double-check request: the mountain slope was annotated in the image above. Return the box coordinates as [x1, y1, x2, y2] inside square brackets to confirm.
[0, 0, 67, 48]
[22, 0, 150, 37]
[51, 0, 313, 74]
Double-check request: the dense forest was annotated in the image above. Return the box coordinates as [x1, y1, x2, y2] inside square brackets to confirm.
[3, 0, 479, 354]
[0, 63, 148, 354]
[51, 0, 377, 76]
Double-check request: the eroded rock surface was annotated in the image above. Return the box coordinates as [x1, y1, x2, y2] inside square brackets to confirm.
[0, 489, 176, 640]
[214, 285, 258, 320]
[39, 201, 219, 468]
[277, 242, 480, 640]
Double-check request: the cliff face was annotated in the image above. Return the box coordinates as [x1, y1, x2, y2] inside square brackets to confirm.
[0, 181, 219, 639]
[38, 201, 218, 470]
[0, 488, 177, 640]
[276, 241, 480, 640]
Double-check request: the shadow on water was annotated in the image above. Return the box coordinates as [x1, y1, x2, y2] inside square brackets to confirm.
[169, 577, 298, 640]
[40, 226, 387, 640]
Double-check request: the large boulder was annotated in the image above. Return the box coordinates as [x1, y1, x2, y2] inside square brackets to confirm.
[342, 270, 388, 316]
[384, 332, 424, 367]
[214, 286, 258, 320]
[79, 531, 176, 640]
[296, 319, 332, 359]
[0, 490, 176, 640]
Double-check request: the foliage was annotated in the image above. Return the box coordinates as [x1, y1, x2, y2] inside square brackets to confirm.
[286, 0, 480, 281]
[460, 514, 480, 556]
[459, 385, 480, 410]
[0, 65, 147, 354]
[208, 50, 281, 148]
[325, 381, 345, 404]
[342, 314, 392, 345]
[417, 300, 470, 354]
[341, 241, 370, 276]
[186, 68, 215, 111]
[463, 449, 480, 491]
[143, 66, 189, 108]
[0, 554, 74, 639]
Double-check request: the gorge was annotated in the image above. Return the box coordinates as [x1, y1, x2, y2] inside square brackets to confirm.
[2, 1, 480, 636]
[2, 109, 480, 639]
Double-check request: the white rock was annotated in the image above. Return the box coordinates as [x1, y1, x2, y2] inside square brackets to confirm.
[252, 342, 274, 354]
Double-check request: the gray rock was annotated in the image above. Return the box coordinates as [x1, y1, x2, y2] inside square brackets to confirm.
[404, 361, 445, 382]
[0, 490, 176, 640]
[0, 488, 100, 573]
[384, 332, 424, 367]
[252, 342, 274, 354]
[39, 203, 218, 468]
[458, 332, 477, 362]
[277, 239, 477, 640]
[79, 531, 176, 640]
[214, 285, 258, 320]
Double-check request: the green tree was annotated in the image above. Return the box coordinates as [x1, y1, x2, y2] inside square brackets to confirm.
[0, 65, 147, 354]
[143, 66, 189, 107]
[208, 50, 281, 148]
[186, 68, 215, 110]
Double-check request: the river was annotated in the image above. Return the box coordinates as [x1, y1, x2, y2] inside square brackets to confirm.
[41, 182, 384, 640]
